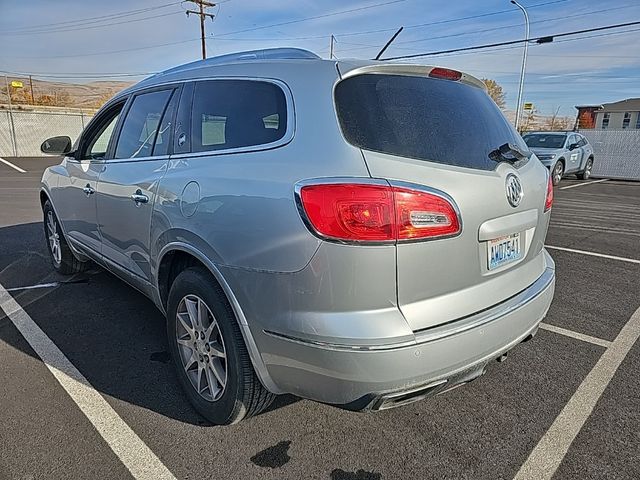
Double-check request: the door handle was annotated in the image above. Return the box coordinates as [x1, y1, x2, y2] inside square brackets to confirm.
[130, 189, 149, 205]
[83, 184, 95, 196]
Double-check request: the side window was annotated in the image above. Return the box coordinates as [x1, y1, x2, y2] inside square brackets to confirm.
[190, 80, 287, 153]
[152, 89, 179, 156]
[79, 102, 124, 160]
[114, 89, 173, 159]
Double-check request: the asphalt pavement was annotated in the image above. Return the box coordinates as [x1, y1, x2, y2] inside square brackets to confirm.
[0, 157, 638, 480]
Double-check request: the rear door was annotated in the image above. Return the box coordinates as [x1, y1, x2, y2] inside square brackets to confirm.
[96, 85, 179, 283]
[567, 133, 582, 172]
[334, 67, 551, 331]
[577, 134, 592, 170]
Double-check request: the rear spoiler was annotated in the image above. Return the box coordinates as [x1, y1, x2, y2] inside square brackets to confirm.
[336, 62, 487, 91]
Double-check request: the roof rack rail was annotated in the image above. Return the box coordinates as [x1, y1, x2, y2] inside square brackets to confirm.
[159, 48, 320, 76]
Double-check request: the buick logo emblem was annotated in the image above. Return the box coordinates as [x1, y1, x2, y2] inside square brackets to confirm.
[505, 174, 523, 208]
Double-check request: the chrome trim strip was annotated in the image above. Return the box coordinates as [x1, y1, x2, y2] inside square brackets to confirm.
[264, 266, 555, 352]
[413, 266, 554, 343]
[114, 77, 295, 159]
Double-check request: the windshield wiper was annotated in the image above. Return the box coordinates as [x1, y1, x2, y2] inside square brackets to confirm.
[489, 142, 532, 164]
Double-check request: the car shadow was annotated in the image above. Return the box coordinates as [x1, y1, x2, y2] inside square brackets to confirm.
[0, 221, 299, 426]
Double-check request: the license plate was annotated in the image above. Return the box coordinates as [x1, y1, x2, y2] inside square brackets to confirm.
[488, 233, 522, 270]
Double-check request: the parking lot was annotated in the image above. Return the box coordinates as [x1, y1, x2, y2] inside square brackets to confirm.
[1, 156, 638, 480]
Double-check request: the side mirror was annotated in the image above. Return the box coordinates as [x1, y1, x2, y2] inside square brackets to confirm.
[41, 136, 72, 156]
[568, 143, 579, 151]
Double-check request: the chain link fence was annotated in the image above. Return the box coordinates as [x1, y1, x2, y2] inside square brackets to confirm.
[1, 108, 639, 181]
[0, 108, 94, 157]
[579, 129, 640, 181]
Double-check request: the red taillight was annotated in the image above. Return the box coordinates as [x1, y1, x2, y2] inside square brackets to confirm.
[393, 186, 460, 240]
[298, 183, 460, 243]
[544, 173, 553, 212]
[300, 184, 394, 241]
[428, 67, 462, 81]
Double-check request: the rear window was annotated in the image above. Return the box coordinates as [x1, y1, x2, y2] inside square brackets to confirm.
[334, 74, 526, 171]
[523, 134, 566, 149]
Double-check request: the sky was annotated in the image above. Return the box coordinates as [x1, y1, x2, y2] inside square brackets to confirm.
[0, 0, 639, 116]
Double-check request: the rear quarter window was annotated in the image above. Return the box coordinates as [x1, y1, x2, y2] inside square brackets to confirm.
[334, 73, 526, 171]
[191, 80, 288, 153]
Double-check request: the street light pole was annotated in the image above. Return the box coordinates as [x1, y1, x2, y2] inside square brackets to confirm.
[511, 0, 529, 132]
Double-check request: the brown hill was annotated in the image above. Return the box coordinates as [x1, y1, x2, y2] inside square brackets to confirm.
[1, 77, 134, 108]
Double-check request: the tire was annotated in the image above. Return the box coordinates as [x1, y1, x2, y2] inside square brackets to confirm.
[577, 157, 593, 180]
[43, 200, 89, 275]
[551, 160, 564, 186]
[167, 266, 275, 425]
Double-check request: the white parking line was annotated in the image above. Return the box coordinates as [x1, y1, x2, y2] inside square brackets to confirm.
[549, 224, 640, 237]
[0, 282, 176, 480]
[539, 322, 612, 348]
[6, 282, 59, 292]
[546, 245, 640, 265]
[559, 179, 607, 190]
[515, 305, 640, 480]
[0, 157, 26, 173]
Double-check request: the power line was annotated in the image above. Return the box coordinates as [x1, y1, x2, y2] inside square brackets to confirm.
[381, 20, 640, 60]
[215, 0, 567, 40]
[400, 2, 636, 45]
[0, 70, 156, 79]
[0, 0, 572, 60]
[0, 39, 202, 60]
[0, 37, 200, 59]
[410, 26, 640, 60]
[214, 0, 409, 37]
[0, 1, 183, 34]
[335, 3, 638, 54]
[0, 11, 184, 36]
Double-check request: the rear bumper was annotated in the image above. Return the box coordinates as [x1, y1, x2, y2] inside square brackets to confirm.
[259, 253, 555, 407]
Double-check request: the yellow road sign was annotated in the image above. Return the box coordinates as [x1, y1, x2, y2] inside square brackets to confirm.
[10, 81, 23, 88]
[523, 102, 534, 111]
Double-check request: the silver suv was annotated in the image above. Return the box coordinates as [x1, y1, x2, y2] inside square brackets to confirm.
[40, 48, 555, 425]
[523, 131, 595, 185]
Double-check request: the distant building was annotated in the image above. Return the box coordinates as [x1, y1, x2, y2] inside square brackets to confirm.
[575, 98, 640, 130]
[574, 105, 600, 129]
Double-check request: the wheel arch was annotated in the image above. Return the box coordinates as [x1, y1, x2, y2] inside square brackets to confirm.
[39, 187, 74, 245]
[39, 189, 50, 210]
[156, 242, 282, 394]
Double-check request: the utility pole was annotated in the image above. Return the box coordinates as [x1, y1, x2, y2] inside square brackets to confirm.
[511, 0, 530, 132]
[329, 35, 336, 59]
[29, 75, 35, 105]
[4, 75, 18, 156]
[186, 0, 216, 60]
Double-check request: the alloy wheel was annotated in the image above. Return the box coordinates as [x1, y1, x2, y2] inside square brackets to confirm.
[46, 211, 62, 265]
[553, 162, 563, 185]
[175, 294, 227, 402]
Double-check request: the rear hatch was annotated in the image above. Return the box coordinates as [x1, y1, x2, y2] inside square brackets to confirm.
[335, 64, 551, 331]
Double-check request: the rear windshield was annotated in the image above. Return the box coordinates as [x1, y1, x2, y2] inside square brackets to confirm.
[523, 134, 566, 149]
[334, 74, 527, 171]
